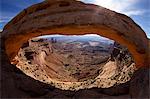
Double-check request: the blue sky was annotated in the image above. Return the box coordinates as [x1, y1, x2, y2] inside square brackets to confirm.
[0, 0, 150, 38]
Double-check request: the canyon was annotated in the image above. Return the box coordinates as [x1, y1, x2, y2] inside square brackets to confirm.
[12, 36, 136, 91]
[1, 0, 149, 98]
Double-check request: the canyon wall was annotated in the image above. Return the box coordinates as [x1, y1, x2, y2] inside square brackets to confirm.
[1, 0, 149, 98]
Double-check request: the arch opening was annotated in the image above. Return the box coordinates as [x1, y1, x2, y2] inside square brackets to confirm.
[11, 34, 137, 91]
[3, 0, 148, 69]
[1, 0, 149, 98]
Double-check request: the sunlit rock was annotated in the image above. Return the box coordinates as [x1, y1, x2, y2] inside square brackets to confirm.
[1, 0, 149, 98]
[12, 35, 136, 91]
[2, 0, 148, 68]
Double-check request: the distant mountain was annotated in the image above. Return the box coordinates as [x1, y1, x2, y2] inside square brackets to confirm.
[37, 34, 114, 44]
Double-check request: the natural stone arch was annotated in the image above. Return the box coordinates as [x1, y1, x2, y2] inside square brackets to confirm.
[2, 0, 149, 68]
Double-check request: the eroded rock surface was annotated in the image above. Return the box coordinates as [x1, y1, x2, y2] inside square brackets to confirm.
[1, 40, 131, 98]
[1, 0, 149, 98]
[130, 67, 150, 98]
[2, 46, 148, 98]
[12, 37, 136, 91]
[2, 0, 149, 68]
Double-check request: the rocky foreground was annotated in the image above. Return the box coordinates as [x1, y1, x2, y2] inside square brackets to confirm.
[12, 37, 136, 91]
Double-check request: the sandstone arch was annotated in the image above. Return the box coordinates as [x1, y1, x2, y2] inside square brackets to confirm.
[1, 0, 149, 68]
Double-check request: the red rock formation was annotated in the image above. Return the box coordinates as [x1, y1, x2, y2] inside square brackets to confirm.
[1, 0, 149, 98]
[1, 0, 149, 68]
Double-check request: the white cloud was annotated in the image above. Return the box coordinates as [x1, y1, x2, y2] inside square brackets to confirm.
[124, 10, 146, 16]
[81, 0, 145, 16]
[0, 16, 13, 23]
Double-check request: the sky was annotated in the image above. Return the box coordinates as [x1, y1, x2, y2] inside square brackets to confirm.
[0, 0, 150, 38]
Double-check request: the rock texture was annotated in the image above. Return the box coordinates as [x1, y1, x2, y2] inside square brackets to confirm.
[1, 46, 149, 98]
[1, 0, 149, 68]
[148, 39, 150, 65]
[1, 0, 149, 98]
[1, 40, 132, 98]
[12, 37, 136, 91]
[130, 67, 150, 98]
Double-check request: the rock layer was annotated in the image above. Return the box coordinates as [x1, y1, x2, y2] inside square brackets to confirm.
[1, 47, 148, 98]
[1, 0, 149, 98]
[1, 0, 149, 68]
[12, 37, 136, 91]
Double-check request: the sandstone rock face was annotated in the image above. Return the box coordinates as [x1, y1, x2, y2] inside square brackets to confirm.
[1, 0, 149, 68]
[12, 37, 136, 91]
[1, 48, 148, 98]
[1, 0, 149, 98]
[148, 39, 150, 65]
[1, 40, 132, 98]
[130, 67, 150, 98]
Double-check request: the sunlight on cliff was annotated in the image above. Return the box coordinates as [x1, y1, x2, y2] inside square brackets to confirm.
[11, 34, 137, 91]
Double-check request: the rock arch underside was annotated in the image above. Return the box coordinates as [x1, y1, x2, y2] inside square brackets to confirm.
[1, 0, 149, 98]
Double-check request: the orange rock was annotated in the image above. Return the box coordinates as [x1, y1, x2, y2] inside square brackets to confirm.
[1, 0, 149, 68]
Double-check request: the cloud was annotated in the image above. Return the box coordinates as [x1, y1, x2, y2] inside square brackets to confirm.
[0, 11, 18, 30]
[124, 10, 147, 16]
[81, 0, 146, 16]
[0, 0, 44, 30]
[0, 16, 13, 23]
[0, 16, 13, 30]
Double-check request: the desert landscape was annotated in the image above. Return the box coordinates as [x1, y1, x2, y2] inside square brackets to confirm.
[1, 0, 149, 98]
[12, 35, 136, 91]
